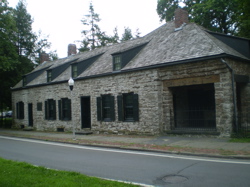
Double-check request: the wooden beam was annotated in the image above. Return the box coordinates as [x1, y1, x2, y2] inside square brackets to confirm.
[163, 75, 220, 87]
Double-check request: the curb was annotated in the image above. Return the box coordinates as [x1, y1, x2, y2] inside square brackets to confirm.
[1, 133, 250, 160]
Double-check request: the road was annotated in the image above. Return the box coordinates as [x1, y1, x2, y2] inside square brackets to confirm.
[0, 136, 250, 187]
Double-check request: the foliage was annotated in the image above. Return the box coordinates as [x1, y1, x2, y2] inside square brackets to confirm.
[79, 3, 141, 52]
[156, 0, 250, 37]
[14, 0, 36, 56]
[79, 2, 113, 52]
[186, 0, 240, 35]
[157, 0, 179, 22]
[0, 0, 56, 110]
[0, 0, 18, 71]
[121, 27, 133, 41]
[0, 157, 138, 187]
[237, 0, 250, 38]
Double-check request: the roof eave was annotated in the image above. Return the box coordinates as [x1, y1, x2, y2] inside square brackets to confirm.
[11, 53, 250, 92]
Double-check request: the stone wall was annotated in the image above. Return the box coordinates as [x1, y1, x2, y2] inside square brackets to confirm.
[12, 68, 162, 135]
[12, 58, 250, 136]
[159, 59, 235, 136]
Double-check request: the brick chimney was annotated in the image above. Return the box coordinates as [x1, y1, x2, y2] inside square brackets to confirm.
[174, 8, 189, 28]
[39, 52, 50, 64]
[68, 44, 77, 56]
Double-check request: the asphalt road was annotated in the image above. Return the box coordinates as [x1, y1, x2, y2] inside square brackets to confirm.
[0, 136, 250, 187]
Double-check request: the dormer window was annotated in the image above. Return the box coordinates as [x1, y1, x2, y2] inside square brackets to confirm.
[112, 42, 148, 72]
[23, 76, 27, 87]
[113, 55, 122, 71]
[72, 64, 78, 78]
[47, 70, 52, 82]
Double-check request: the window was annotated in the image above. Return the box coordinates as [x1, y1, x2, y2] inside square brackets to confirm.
[97, 95, 115, 121]
[72, 64, 78, 78]
[16, 101, 24, 119]
[45, 99, 56, 120]
[113, 55, 121, 71]
[47, 70, 52, 82]
[37, 102, 42, 111]
[58, 98, 71, 121]
[117, 93, 139, 122]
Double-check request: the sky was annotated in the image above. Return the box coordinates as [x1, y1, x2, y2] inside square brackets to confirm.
[8, 0, 164, 58]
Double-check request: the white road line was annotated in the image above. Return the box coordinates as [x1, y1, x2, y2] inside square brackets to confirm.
[1, 135, 250, 165]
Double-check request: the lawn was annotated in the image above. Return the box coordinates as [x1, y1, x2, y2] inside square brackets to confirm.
[0, 157, 138, 187]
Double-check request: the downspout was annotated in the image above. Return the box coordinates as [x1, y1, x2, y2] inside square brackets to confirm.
[220, 58, 238, 133]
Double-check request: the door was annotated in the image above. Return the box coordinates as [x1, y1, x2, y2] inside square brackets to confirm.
[81, 96, 91, 129]
[28, 103, 33, 127]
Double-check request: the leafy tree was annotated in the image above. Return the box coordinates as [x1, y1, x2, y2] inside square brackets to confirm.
[186, 0, 240, 35]
[14, 0, 36, 57]
[121, 27, 133, 41]
[79, 2, 105, 51]
[0, 0, 19, 111]
[157, 0, 179, 22]
[156, 0, 246, 36]
[237, 0, 250, 38]
[0, 0, 18, 71]
[79, 3, 140, 52]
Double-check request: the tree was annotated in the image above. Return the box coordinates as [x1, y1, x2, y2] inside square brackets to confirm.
[14, 0, 36, 57]
[121, 27, 133, 41]
[186, 0, 240, 35]
[0, 0, 55, 110]
[79, 3, 140, 52]
[156, 0, 245, 36]
[237, 0, 250, 38]
[79, 2, 105, 51]
[0, 0, 18, 71]
[0, 0, 19, 112]
[157, 0, 179, 22]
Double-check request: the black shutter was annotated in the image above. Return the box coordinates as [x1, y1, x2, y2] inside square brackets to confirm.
[68, 99, 72, 120]
[97, 97, 102, 121]
[58, 100, 62, 120]
[110, 96, 115, 121]
[16, 103, 19, 119]
[45, 101, 48, 120]
[20, 102, 24, 119]
[133, 94, 139, 121]
[117, 95, 124, 121]
[53, 100, 56, 120]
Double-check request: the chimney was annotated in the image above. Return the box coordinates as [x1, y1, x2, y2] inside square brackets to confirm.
[39, 52, 50, 64]
[174, 8, 189, 29]
[68, 44, 77, 56]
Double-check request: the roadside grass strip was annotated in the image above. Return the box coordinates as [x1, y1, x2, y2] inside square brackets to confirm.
[0, 157, 138, 187]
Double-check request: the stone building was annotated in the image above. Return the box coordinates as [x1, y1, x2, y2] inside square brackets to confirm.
[12, 9, 250, 136]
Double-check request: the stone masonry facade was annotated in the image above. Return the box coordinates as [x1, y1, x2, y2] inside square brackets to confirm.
[12, 58, 250, 137]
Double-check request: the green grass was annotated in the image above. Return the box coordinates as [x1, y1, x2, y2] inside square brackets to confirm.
[0, 157, 138, 187]
[229, 138, 250, 143]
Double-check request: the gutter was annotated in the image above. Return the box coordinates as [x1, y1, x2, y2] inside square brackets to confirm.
[220, 58, 238, 133]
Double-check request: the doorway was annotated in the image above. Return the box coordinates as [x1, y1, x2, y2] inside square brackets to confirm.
[172, 84, 216, 130]
[81, 96, 91, 129]
[28, 103, 33, 127]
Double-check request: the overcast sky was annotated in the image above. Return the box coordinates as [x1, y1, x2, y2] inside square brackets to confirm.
[8, 0, 164, 58]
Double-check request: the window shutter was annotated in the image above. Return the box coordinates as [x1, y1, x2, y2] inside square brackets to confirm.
[133, 94, 139, 121]
[110, 96, 115, 121]
[96, 97, 102, 121]
[16, 103, 19, 119]
[20, 102, 24, 119]
[45, 101, 48, 120]
[68, 99, 72, 120]
[53, 100, 56, 120]
[117, 95, 124, 121]
[58, 100, 62, 120]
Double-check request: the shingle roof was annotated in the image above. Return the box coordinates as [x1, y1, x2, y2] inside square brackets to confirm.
[13, 21, 250, 89]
